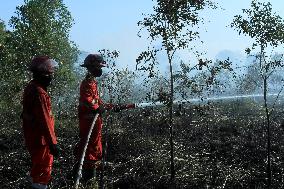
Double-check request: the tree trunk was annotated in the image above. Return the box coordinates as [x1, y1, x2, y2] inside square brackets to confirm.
[260, 44, 271, 188]
[168, 54, 175, 182]
[264, 76, 271, 188]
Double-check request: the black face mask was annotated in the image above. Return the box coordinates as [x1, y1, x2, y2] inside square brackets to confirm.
[34, 73, 53, 87]
[89, 67, 102, 77]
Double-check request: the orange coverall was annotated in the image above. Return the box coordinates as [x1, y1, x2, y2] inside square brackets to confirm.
[22, 80, 57, 184]
[75, 77, 104, 168]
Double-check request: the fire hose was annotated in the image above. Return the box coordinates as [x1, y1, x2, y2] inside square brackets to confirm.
[74, 113, 100, 189]
[73, 103, 136, 188]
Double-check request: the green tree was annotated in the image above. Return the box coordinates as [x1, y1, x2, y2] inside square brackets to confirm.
[231, 0, 284, 187]
[236, 63, 262, 94]
[98, 49, 138, 104]
[175, 58, 233, 99]
[0, 20, 6, 45]
[0, 20, 9, 111]
[136, 0, 217, 182]
[0, 20, 18, 107]
[4, 0, 78, 103]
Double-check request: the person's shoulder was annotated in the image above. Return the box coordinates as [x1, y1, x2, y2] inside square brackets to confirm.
[29, 81, 47, 96]
[23, 81, 39, 98]
[24, 80, 36, 92]
[81, 78, 97, 87]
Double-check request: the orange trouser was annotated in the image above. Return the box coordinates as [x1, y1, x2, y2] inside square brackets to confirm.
[75, 115, 102, 168]
[28, 145, 53, 184]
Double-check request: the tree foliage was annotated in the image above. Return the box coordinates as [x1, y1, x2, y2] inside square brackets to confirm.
[175, 58, 233, 99]
[231, 0, 284, 49]
[137, 0, 217, 74]
[0, 0, 78, 105]
[0, 20, 6, 46]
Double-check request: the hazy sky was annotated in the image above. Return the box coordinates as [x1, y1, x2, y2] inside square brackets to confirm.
[1, 0, 284, 70]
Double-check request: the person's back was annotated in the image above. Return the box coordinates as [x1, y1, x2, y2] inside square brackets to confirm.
[22, 80, 55, 148]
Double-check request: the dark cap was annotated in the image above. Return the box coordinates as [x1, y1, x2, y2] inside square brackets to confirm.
[80, 54, 107, 68]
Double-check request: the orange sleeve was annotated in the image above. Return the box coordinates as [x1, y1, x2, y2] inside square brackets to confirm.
[98, 98, 104, 105]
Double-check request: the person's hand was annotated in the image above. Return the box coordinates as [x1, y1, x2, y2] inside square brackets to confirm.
[49, 144, 60, 158]
[112, 104, 135, 112]
[113, 104, 126, 112]
[112, 104, 121, 112]
[95, 105, 105, 115]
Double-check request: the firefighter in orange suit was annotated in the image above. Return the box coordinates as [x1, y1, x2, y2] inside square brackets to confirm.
[74, 54, 107, 182]
[22, 55, 60, 189]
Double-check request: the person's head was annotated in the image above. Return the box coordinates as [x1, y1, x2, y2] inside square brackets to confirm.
[29, 55, 58, 87]
[80, 54, 107, 77]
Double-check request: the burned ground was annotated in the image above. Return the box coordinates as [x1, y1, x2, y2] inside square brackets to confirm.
[1, 100, 284, 188]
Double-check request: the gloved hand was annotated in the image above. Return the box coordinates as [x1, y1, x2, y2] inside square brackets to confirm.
[113, 104, 124, 112]
[112, 104, 135, 112]
[49, 144, 60, 158]
[126, 104, 135, 109]
[94, 105, 105, 115]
